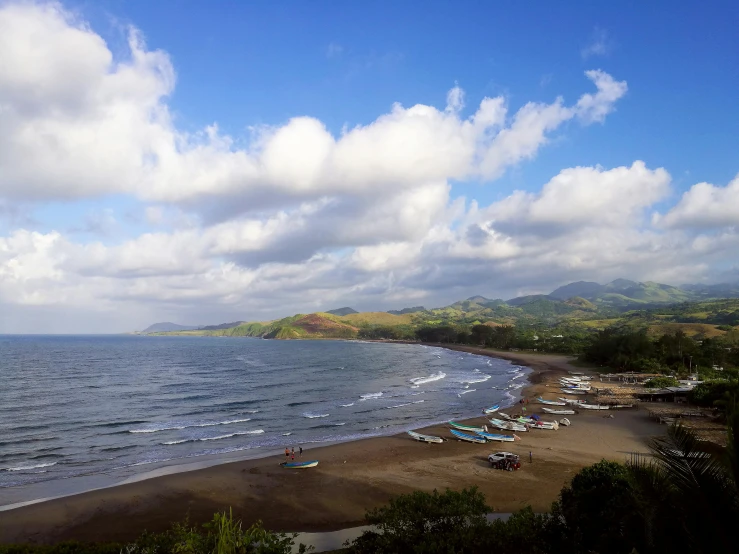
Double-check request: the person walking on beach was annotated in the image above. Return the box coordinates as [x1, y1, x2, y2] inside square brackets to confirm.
[299, 446, 303, 457]
[291, 451, 295, 461]
[529, 451, 533, 463]
[285, 448, 290, 461]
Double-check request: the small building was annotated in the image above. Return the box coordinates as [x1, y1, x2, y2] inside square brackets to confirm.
[636, 386, 692, 403]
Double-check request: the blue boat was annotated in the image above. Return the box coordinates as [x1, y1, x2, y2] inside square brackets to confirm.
[450, 428, 487, 444]
[476, 431, 515, 442]
[280, 460, 319, 468]
[482, 404, 500, 414]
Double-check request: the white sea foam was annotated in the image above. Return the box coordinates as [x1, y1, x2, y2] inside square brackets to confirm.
[457, 389, 476, 397]
[195, 418, 251, 427]
[303, 412, 330, 418]
[359, 392, 383, 401]
[386, 403, 411, 409]
[333, 423, 346, 426]
[131, 418, 252, 434]
[412, 400, 425, 404]
[460, 372, 491, 384]
[163, 430, 264, 445]
[2, 462, 57, 472]
[409, 371, 446, 385]
[282, 432, 293, 436]
[340, 403, 355, 407]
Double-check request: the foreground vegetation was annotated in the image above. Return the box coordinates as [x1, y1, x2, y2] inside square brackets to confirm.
[5, 410, 737, 554]
[0, 512, 310, 554]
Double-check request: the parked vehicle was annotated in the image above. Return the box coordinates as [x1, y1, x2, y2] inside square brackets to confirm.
[488, 451, 521, 470]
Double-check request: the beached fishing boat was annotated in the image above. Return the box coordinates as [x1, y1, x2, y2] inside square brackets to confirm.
[482, 404, 500, 414]
[560, 382, 591, 391]
[476, 431, 516, 442]
[449, 421, 488, 433]
[450, 428, 487, 443]
[560, 388, 587, 395]
[488, 418, 528, 432]
[559, 398, 588, 405]
[498, 412, 515, 421]
[560, 418, 571, 426]
[542, 407, 576, 415]
[407, 430, 444, 444]
[281, 460, 319, 469]
[537, 397, 567, 406]
[578, 403, 610, 410]
[517, 417, 558, 430]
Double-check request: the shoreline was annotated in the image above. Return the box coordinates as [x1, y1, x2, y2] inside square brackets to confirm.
[0, 342, 525, 512]
[0, 345, 665, 545]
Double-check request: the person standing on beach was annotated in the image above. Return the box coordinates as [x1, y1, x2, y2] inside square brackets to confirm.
[529, 451, 533, 463]
[285, 448, 290, 461]
[291, 450, 295, 461]
[299, 446, 303, 457]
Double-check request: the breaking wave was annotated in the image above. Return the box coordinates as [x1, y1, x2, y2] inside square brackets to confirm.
[2, 462, 57, 472]
[409, 372, 446, 385]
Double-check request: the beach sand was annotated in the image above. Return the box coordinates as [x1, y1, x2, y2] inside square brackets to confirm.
[0, 347, 665, 544]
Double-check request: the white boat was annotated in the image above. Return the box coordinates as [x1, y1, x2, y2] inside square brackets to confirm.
[560, 382, 591, 391]
[517, 417, 559, 430]
[559, 397, 588, 405]
[482, 404, 500, 414]
[542, 407, 575, 415]
[537, 397, 567, 406]
[407, 430, 444, 444]
[560, 418, 571, 426]
[498, 412, 515, 421]
[578, 403, 610, 410]
[561, 388, 587, 395]
[476, 431, 516, 442]
[489, 418, 528, 432]
[611, 404, 634, 409]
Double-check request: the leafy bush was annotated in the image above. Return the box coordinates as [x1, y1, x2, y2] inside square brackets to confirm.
[688, 380, 739, 408]
[351, 487, 492, 553]
[1, 512, 308, 554]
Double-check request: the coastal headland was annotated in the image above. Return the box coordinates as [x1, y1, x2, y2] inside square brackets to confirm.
[0, 348, 666, 544]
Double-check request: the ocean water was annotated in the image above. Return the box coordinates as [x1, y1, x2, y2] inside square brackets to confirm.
[0, 335, 528, 504]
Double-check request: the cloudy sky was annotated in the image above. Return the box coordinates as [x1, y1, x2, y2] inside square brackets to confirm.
[1, 1, 738, 333]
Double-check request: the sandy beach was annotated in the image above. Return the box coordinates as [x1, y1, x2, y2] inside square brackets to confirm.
[0, 347, 666, 544]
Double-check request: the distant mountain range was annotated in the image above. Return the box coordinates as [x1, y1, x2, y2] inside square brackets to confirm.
[141, 278, 739, 337]
[141, 322, 201, 333]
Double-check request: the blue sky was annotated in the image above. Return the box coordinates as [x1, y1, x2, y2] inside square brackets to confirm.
[0, 0, 738, 332]
[76, 0, 738, 190]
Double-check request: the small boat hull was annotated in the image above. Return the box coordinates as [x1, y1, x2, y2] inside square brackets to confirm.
[407, 430, 444, 444]
[483, 404, 500, 414]
[542, 407, 576, 415]
[281, 460, 319, 469]
[449, 421, 487, 433]
[476, 431, 515, 442]
[537, 397, 567, 406]
[579, 403, 610, 410]
[450, 428, 487, 443]
[561, 389, 587, 395]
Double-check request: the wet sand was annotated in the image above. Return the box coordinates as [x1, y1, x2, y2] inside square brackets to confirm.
[0, 347, 665, 544]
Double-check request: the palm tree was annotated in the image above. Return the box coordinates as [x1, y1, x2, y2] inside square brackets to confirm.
[628, 403, 739, 553]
